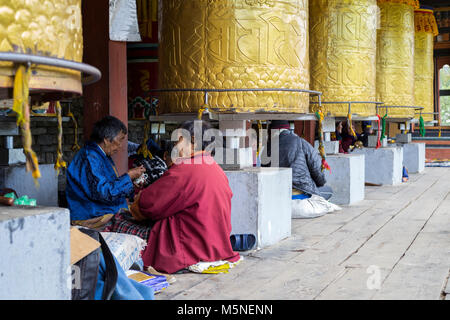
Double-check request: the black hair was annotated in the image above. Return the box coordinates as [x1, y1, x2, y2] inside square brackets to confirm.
[178, 120, 214, 151]
[90, 116, 128, 143]
[161, 139, 176, 155]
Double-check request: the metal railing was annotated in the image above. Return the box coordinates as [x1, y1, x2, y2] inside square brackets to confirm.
[146, 88, 323, 112]
[310, 101, 384, 116]
[0, 52, 102, 85]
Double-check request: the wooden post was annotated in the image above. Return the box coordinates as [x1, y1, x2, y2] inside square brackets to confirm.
[294, 120, 316, 146]
[82, 0, 129, 175]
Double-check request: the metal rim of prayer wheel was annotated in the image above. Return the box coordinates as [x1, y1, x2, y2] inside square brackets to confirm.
[157, 0, 310, 114]
[309, 0, 378, 117]
[0, 0, 86, 103]
[376, 0, 418, 119]
[414, 7, 439, 122]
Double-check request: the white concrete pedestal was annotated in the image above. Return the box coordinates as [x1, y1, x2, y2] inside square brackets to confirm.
[398, 143, 425, 173]
[0, 206, 70, 299]
[353, 147, 403, 185]
[225, 167, 292, 249]
[324, 153, 365, 205]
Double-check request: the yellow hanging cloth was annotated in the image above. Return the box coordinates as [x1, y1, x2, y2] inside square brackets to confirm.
[257, 120, 263, 157]
[12, 64, 41, 185]
[347, 113, 357, 138]
[67, 107, 81, 152]
[137, 120, 153, 159]
[54, 102, 67, 175]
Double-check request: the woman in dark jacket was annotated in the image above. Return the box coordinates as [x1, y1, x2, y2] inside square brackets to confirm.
[269, 120, 333, 200]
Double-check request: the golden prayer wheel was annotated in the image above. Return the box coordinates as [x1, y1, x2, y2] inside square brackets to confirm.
[157, 0, 310, 114]
[0, 0, 83, 101]
[376, 0, 418, 119]
[309, 0, 378, 117]
[414, 8, 439, 122]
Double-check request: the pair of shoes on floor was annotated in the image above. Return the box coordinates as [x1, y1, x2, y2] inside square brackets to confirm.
[230, 234, 256, 251]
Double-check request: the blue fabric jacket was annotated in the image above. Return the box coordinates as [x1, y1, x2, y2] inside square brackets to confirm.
[66, 141, 134, 221]
[94, 253, 154, 300]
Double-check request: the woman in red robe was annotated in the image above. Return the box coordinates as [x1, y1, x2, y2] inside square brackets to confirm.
[130, 121, 240, 274]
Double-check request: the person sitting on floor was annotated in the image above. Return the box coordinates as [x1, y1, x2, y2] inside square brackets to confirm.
[336, 120, 357, 153]
[268, 120, 333, 200]
[357, 121, 374, 148]
[66, 115, 145, 230]
[129, 120, 241, 274]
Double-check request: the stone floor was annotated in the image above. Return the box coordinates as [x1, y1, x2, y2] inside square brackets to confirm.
[157, 167, 450, 300]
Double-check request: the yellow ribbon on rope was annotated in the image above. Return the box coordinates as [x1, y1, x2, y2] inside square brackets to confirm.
[67, 106, 81, 152]
[54, 101, 67, 175]
[13, 64, 41, 185]
[137, 120, 153, 159]
[257, 120, 263, 157]
[197, 105, 208, 120]
[347, 113, 357, 138]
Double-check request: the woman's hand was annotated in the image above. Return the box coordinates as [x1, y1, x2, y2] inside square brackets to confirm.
[128, 165, 145, 180]
[130, 191, 146, 221]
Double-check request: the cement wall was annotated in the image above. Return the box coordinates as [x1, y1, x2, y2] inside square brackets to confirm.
[225, 167, 292, 249]
[0, 206, 71, 300]
[324, 153, 365, 205]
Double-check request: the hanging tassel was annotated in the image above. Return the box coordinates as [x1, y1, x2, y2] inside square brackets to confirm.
[67, 107, 81, 152]
[347, 112, 357, 138]
[137, 120, 153, 159]
[380, 114, 387, 140]
[419, 115, 426, 137]
[315, 110, 330, 172]
[256, 120, 262, 157]
[54, 101, 67, 175]
[13, 64, 41, 186]
[376, 115, 382, 149]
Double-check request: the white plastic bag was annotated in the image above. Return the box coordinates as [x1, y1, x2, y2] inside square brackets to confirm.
[292, 195, 342, 219]
[101, 232, 147, 271]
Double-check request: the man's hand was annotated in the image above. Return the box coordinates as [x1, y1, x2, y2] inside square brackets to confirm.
[128, 165, 145, 180]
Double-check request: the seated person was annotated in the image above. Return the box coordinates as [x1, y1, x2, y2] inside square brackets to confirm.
[358, 121, 373, 147]
[269, 120, 333, 201]
[336, 120, 356, 153]
[129, 120, 240, 274]
[66, 116, 145, 229]
[128, 137, 161, 157]
[103, 140, 177, 241]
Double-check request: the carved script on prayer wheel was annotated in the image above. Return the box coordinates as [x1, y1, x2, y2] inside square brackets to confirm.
[414, 8, 438, 122]
[309, 0, 378, 117]
[376, 1, 416, 118]
[157, 0, 309, 114]
[0, 0, 83, 100]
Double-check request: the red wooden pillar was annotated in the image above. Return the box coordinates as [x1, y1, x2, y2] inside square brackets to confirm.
[82, 0, 129, 175]
[294, 121, 316, 146]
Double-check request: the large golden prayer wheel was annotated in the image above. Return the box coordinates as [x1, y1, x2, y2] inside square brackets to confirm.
[414, 8, 438, 122]
[158, 0, 309, 114]
[0, 0, 83, 100]
[309, 0, 378, 117]
[376, 0, 418, 119]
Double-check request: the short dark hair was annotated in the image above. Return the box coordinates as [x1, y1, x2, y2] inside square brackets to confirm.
[178, 120, 213, 151]
[160, 139, 176, 156]
[90, 116, 127, 143]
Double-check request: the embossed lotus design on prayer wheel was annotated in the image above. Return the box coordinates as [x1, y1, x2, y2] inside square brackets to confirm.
[157, 0, 310, 114]
[309, 0, 378, 117]
[376, 0, 418, 119]
[0, 0, 83, 100]
[414, 8, 439, 122]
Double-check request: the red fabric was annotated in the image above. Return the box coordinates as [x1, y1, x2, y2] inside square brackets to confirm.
[138, 152, 240, 273]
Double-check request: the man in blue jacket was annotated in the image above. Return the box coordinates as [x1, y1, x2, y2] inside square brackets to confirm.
[66, 116, 145, 229]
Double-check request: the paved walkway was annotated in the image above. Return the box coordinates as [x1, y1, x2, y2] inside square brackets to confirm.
[157, 167, 450, 300]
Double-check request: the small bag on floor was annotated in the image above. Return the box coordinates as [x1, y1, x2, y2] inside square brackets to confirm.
[292, 194, 341, 219]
